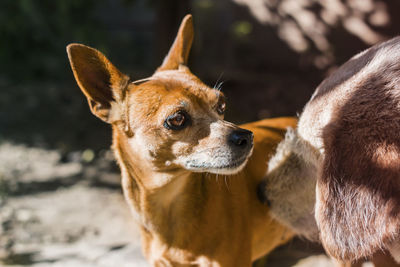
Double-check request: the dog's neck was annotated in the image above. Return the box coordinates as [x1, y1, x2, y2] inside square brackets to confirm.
[112, 126, 210, 244]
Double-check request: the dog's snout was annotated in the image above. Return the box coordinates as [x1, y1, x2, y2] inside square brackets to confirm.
[229, 129, 253, 148]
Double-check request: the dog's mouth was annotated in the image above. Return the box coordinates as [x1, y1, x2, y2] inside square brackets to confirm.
[182, 146, 253, 175]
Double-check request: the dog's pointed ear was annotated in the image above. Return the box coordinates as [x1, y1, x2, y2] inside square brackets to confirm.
[157, 14, 194, 71]
[66, 44, 130, 123]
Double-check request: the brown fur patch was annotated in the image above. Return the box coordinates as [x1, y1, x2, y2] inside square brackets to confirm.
[318, 60, 400, 261]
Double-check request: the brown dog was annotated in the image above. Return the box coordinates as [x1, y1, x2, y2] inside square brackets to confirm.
[67, 15, 296, 266]
[261, 36, 400, 265]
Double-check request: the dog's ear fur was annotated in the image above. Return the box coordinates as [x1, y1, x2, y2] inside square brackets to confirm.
[157, 14, 194, 71]
[315, 81, 400, 261]
[317, 145, 400, 262]
[66, 44, 130, 123]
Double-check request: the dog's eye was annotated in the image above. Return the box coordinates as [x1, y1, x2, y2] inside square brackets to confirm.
[164, 111, 190, 130]
[216, 101, 226, 115]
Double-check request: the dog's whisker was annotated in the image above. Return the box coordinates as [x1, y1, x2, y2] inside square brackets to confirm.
[213, 71, 224, 90]
[215, 81, 225, 91]
[224, 176, 230, 192]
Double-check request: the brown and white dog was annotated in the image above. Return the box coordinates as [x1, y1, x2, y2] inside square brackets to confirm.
[66, 15, 296, 266]
[262, 36, 400, 265]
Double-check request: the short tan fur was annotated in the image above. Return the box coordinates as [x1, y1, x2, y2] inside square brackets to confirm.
[67, 15, 296, 266]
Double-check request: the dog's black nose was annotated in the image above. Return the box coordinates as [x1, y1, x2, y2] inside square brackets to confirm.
[229, 129, 253, 147]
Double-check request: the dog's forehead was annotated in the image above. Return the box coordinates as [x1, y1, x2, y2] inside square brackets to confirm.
[125, 70, 221, 121]
[152, 69, 209, 90]
[128, 70, 219, 101]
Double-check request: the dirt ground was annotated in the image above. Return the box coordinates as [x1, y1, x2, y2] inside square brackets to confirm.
[0, 141, 350, 267]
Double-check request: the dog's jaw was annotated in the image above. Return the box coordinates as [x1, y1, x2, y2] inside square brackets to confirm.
[176, 146, 254, 175]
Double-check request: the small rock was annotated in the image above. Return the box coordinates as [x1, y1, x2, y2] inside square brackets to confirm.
[0, 206, 13, 219]
[16, 209, 33, 222]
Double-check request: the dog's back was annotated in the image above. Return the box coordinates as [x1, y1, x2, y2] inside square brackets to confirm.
[299, 37, 400, 261]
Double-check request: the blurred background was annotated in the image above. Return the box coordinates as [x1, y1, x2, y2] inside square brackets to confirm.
[1, 0, 399, 266]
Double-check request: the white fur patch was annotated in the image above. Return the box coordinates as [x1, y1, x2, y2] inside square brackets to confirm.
[173, 120, 254, 175]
